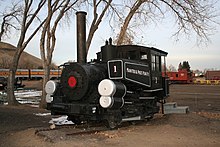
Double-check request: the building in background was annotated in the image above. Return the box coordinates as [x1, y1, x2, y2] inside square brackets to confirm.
[205, 71, 220, 80]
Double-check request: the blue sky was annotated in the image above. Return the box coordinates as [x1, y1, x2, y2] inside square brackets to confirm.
[1, 1, 220, 71]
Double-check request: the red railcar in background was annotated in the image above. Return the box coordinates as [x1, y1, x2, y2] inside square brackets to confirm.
[163, 69, 194, 84]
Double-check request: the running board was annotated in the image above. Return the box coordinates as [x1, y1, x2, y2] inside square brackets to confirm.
[139, 96, 155, 100]
[122, 116, 141, 122]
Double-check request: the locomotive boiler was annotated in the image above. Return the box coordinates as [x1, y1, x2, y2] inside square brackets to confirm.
[45, 11, 169, 129]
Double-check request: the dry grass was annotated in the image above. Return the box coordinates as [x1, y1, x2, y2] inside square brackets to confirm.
[0, 42, 43, 69]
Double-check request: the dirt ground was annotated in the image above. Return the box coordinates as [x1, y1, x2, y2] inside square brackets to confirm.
[0, 83, 220, 147]
[22, 80, 43, 90]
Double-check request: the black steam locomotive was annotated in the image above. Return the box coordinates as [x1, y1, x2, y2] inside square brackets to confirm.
[45, 12, 169, 129]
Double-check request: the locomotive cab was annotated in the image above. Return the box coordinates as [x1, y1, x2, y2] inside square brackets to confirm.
[100, 43, 169, 96]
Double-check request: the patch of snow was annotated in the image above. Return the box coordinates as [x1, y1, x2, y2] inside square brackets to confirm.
[49, 115, 74, 125]
[1, 89, 42, 105]
[29, 104, 39, 108]
[34, 113, 51, 116]
[14, 90, 42, 105]
[16, 98, 40, 104]
[15, 90, 42, 98]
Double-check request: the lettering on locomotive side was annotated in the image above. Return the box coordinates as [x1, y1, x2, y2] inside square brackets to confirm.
[126, 68, 149, 76]
[125, 62, 151, 87]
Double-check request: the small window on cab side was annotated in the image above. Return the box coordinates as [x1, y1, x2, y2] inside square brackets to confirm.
[151, 54, 156, 71]
[128, 51, 137, 60]
[156, 55, 160, 71]
[141, 52, 148, 60]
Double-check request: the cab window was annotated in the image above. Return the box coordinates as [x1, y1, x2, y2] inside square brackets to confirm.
[156, 55, 161, 71]
[151, 54, 161, 71]
[141, 52, 148, 60]
[128, 51, 137, 60]
[151, 54, 156, 71]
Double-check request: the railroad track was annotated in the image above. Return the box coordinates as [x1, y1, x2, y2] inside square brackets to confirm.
[172, 92, 220, 96]
[35, 122, 110, 137]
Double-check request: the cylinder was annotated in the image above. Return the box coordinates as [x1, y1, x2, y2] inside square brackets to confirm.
[98, 79, 126, 109]
[99, 96, 124, 109]
[76, 11, 87, 63]
[98, 79, 126, 97]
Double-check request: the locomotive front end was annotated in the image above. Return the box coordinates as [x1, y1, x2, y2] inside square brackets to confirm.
[60, 62, 106, 102]
[45, 62, 106, 116]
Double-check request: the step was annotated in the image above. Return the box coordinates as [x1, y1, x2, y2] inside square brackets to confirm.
[163, 102, 177, 109]
[122, 116, 141, 122]
[164, 106, 189, 114]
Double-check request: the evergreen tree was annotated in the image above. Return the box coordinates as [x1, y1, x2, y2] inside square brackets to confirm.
[182, 61, 191, 72]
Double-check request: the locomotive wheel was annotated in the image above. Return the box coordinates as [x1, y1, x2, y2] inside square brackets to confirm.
[129, 121, 137, 125]
[67, 116, 81, 125]
[105, 111, 122, 129]
[145, 114, 154, 121]
[105, 119, 118, 130]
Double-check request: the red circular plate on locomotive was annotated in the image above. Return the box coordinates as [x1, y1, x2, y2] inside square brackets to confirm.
[68, 76, 77, 88]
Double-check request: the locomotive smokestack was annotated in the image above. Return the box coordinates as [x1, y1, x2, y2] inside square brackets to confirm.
[76, 11, 87, 63]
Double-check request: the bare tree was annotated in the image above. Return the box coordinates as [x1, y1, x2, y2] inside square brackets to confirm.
[114, 0, 218, 45]
[0, 2, 22, 41]
[2, 0, 112, 106]
[168, 64, 177, 72]
[85, 0, 112, 55]
[116, 0, 146, 45]
[114, 29, 134, 45]
[39, 0, 77, 108]
[6, 0, 46, 105]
